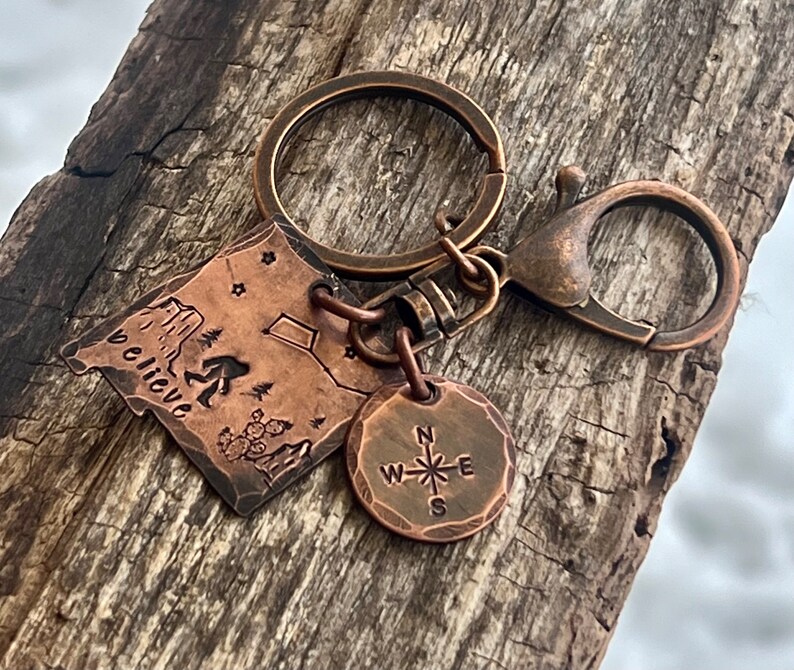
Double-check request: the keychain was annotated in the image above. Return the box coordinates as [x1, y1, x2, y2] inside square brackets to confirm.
[61, 71, 740, 542]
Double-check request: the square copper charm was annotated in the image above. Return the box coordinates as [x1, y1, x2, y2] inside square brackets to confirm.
[61, 216, 396, 515]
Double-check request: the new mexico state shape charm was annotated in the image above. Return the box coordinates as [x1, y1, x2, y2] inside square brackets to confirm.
[61, 215, 397, 516]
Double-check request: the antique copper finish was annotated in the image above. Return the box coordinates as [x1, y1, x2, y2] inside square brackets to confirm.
[58, 67, 742, 527]
[254, 71, 507, 280]
[256, 72, 738, 349]
[434, 208, 482, 281]
[461, 166, 741, 351]
[345, 375, 516, 543]
[394, 327, 431, 401]
[61, 216, 398, 516]
[310, 285, 386, 324]
[349, 253, 501, 365]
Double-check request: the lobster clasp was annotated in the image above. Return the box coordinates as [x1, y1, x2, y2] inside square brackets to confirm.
[495, 166, 740, 351]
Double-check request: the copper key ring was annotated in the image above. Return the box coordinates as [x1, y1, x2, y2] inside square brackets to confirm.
[254, 71, 506, 280]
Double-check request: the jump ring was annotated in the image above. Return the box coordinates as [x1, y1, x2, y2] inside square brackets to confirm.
[434, 208, 482, 281]
[394, 327, 431, 401]
[310, 286, 386, 324]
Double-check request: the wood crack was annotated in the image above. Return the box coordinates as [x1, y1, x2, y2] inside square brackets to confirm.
[567, 413, 630, 439]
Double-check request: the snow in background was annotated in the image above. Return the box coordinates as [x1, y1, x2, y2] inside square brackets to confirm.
[1, 2, 792, 668]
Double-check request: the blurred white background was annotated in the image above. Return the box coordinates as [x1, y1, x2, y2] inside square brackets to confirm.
[0, 2, 792, 668]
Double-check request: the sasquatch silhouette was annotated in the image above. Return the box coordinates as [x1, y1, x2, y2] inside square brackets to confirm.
[184, 355, 249, 408]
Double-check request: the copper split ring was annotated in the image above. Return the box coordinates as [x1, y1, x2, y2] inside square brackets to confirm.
[254, 71, 506, 280]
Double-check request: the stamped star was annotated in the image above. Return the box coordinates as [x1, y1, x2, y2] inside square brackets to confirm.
[261, 251, 276, 265]
[344, 345, 357, 359]
[231, 283, 246, 297]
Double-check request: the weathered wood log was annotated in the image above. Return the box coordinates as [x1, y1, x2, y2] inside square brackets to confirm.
[1, 1, 792, 667]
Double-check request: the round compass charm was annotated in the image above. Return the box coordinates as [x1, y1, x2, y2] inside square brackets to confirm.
[345, 375, 515, 543]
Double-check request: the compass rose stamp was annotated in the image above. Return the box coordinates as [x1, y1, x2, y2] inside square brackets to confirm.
[378, 425, 475, 518]
[345, 375, 516, 543]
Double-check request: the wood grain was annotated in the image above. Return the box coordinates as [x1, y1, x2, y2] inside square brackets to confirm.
[1, 1, 792, 668]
